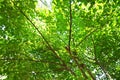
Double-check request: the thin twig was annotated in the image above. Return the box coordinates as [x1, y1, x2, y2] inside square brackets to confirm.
[76, 28, 98, 47]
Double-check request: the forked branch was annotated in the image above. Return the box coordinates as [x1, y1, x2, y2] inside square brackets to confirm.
[12, 1, 76, 76]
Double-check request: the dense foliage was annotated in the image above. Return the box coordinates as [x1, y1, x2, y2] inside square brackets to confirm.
[0, 0, 120, 79]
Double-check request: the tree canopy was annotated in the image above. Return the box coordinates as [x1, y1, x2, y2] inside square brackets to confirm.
[0, 0, 120, 80]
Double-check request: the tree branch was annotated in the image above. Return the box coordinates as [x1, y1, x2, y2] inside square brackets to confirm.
[69, 0, 72, 53]
[12, 1, 60, 59]
[95, 60, 113, 80]
[92, 36, 112, 80]
[0, 58, 61, 65]
[76, 28, 98, 47]
[12, 1, 76, 76]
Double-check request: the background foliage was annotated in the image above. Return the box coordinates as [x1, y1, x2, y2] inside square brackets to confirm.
[0, 0, 120, 79]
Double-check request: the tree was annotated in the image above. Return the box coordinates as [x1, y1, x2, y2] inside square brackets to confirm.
[0, 0, 120, 79]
